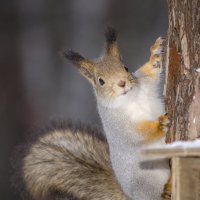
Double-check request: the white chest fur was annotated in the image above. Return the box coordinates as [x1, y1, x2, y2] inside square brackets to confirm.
[97, 80, 169, 200]
[107, 137, 169, 200]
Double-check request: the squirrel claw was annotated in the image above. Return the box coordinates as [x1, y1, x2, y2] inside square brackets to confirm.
[153, 60, 161, 68]
[162, 177, 172, 200]
[151, 38, 165, 55]
[154, 47, 165, 55]
[158, 115, 170, 133]
[150, 37, 165, 69]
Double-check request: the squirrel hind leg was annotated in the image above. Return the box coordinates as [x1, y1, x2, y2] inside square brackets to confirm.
[161, 176, 172, 200]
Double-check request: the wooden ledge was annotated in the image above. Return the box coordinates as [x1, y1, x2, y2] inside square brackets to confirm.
[141, 139, 200, 158]
[141, 139, 200, 200]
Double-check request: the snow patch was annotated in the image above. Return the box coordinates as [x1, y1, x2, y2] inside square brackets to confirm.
[196, 68, 200, 73]
[148, 139, 200, 149]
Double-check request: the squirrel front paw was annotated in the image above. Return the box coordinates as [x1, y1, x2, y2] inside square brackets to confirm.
[135, 114, 170, 142]
[158, 114, 170, 134]
[137, 37, 166, 79]
[150, 37, 166, 69]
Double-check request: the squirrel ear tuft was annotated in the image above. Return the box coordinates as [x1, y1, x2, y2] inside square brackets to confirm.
[64, 50, 85, 64]
[63, 50, 96, 85]
[105, 27, 117, 44]
[104, 27, 121, 59]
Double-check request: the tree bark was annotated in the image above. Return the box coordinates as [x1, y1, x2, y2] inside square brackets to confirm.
[165, 0, 200, 142]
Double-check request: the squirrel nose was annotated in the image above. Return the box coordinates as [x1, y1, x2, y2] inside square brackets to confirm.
[118, 80, 126, 88]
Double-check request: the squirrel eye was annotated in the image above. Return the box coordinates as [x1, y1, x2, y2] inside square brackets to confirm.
[98, 78, 105, 86]
[124, 67, 129, 72]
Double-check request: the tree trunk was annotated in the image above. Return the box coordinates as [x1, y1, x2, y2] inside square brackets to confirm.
[165, 0, 200, 143]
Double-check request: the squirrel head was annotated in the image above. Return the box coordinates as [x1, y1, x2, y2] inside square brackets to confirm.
[64, 27, 137, 107]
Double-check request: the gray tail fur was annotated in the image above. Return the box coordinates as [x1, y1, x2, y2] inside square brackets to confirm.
[13, 121, 126, 200]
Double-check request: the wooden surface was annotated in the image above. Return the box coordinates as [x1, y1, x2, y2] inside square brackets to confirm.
[165, 1, 200, 198]
[172, 157, 200, 200]
[141, 145, 200, 200]
[165, 0, 200, 142]
[141, 146, 200, 158]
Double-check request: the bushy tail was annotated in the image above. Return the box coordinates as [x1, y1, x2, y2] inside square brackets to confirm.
[16, 122, 126, 200]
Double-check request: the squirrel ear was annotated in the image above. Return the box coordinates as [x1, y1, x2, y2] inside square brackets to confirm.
[105, 27, 121, 59]
[64, 50, 96, 85]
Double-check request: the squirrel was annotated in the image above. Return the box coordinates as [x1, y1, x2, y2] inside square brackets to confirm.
[16, 27, 171, 200]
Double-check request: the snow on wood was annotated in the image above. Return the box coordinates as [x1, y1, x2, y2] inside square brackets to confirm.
[195, 68, 200, 73]
[141, 139, 200, 158]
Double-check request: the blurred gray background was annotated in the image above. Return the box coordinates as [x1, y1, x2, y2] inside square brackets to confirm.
[0, 0, 168, 199]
